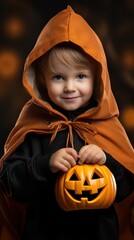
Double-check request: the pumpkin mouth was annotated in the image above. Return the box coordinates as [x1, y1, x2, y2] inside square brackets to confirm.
[66, 188, 103, 201]
[65, 172, 106, 201]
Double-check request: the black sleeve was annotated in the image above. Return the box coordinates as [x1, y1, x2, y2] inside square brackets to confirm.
[105, 152, 134, 202]
[0, 134, 56, 203]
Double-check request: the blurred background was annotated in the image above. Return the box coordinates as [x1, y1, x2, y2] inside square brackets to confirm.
[0, 0, 134, 157]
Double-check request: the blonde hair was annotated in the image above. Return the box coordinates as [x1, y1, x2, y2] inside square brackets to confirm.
[34, 42, 101, 101]
[41, 42, 96, 73]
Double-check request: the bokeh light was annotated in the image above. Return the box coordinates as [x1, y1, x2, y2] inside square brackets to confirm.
[121, 48, 134, 70]
[3, 16, 25, 39]
[121, 106, 134, 129]
[0, 49, 21, 79]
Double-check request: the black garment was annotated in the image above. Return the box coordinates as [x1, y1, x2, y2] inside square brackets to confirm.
[0, 105, 133, 240]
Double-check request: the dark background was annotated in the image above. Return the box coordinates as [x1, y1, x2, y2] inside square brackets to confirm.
[0, 0, 134, 156]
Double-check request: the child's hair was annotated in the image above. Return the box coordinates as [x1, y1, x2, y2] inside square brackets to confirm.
[34, 42, 102, 102]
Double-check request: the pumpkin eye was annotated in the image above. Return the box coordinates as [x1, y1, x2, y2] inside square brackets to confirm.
[55, 164, 117, 211]
[91, 172, 101, 179]
[69, 173, 78, 181]
[70, 172, 100, 180]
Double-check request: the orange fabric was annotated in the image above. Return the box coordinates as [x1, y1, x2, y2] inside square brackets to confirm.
[0, 5, 134, 240]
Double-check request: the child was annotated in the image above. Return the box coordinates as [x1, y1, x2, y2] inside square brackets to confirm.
[0, 5, 134, 240]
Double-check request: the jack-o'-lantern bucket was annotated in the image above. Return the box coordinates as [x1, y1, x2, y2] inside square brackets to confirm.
[55, 164, 117, 211]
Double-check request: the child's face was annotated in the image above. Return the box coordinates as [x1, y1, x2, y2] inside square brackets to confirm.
[45, 61, 94, 111]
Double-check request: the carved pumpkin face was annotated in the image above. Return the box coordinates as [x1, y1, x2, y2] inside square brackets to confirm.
[55, 164, 116, 211]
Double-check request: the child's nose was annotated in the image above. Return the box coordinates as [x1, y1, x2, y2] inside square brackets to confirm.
[64, 80, 76, 92]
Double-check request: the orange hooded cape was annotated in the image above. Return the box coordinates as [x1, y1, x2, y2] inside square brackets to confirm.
[0, 6, 134, 240]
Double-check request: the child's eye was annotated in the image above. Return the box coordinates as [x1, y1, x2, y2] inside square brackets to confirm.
[77, 74, 86, 79]
[53, 75, 63, 80]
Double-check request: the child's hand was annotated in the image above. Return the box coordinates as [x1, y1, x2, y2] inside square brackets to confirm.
[50, 148, 77, 173]
[78, 144, 106, 165]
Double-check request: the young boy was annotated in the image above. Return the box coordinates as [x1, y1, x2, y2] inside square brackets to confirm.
[0, 5, 134, 240]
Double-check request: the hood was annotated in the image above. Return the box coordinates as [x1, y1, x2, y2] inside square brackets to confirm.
[23, 5, 118, 120]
